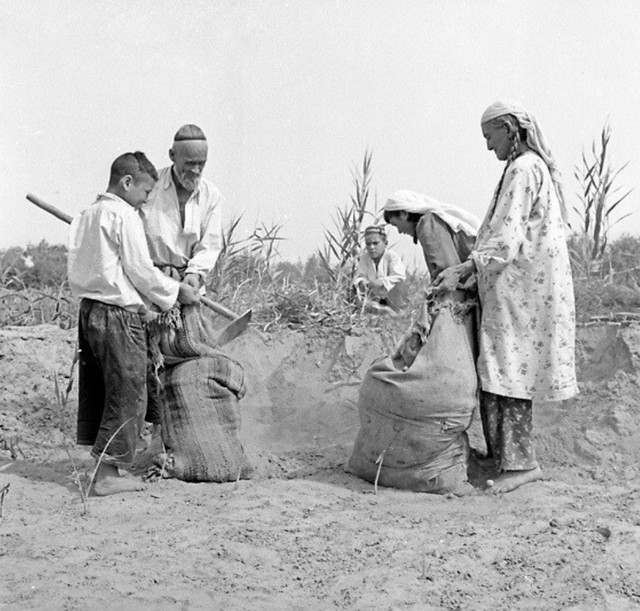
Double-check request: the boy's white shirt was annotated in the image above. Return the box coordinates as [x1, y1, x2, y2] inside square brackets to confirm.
[67, 193, 179, 313]
[353, 249, 406, 293]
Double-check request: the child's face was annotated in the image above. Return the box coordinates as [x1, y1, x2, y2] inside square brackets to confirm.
[124, 174, 156, 209]
[365, 234, 386, 260]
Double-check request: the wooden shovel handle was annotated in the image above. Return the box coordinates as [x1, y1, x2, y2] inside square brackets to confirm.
[27, 193, 73, 224]
[200, 296, 239, 320]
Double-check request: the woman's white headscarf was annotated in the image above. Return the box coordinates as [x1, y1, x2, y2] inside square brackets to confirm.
[481, 100, 569, 224]
[383, 190, 480, 237]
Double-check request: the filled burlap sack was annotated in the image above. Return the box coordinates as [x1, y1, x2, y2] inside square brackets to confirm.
[348, 303, 478, 495]
[161, 354, 253, 482]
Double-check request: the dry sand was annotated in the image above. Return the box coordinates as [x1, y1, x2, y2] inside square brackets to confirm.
[1, 319, 640, 610]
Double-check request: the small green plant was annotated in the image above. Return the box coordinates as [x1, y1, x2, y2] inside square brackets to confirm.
[0, 482, 9, 517]
[66, 449, 91, 514]
[67, 417, 135, 514]
[0, 436, 24, 460]
[53, 345, 79, 432]
[0, 247, 26, 287]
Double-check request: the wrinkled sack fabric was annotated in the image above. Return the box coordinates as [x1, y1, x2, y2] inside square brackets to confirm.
[162, 354, 252, 482]
[150, 303, 224, 366]
[151, 305, 252, 482]
[348, 304, 478, 494]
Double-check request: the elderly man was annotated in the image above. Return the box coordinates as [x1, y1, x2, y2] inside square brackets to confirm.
[139, 125, 225, 445]
[141, 124, 224, 291]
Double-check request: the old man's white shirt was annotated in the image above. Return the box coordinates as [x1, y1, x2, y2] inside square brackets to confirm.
[141, 167, 223, 280]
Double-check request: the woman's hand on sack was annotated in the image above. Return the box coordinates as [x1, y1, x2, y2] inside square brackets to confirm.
[431, 260, 476, 296]
[460, 274, 478, 291]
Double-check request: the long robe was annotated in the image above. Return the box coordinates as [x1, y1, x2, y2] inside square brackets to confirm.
[471, 152, 578, 401]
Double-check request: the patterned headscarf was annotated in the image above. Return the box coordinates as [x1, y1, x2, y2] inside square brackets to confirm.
[481, 100, 569, 224]
[383, 190, 479, 237]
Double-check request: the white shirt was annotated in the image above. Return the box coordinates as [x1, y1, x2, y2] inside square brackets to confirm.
[68, 193, 179, 313]
[141, 167, 223, 279]
[353, 249, 407, 295]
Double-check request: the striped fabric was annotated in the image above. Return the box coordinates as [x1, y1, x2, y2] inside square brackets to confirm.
[161, 354, 252, 482]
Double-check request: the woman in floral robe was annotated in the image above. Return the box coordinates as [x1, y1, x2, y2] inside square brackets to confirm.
[433, 100, 578, 494]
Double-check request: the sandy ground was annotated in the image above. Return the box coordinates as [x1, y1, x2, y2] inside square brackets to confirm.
[1, 318, 640, 610]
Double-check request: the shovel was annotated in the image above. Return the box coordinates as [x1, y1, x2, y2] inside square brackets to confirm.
[26, 192, 251, 346]
[203, 300, 252, 347]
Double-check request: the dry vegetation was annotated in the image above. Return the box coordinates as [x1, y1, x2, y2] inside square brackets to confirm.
[3, 131, 639, 332]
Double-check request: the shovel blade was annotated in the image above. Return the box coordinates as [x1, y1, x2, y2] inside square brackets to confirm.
[213, 310, 252, 347]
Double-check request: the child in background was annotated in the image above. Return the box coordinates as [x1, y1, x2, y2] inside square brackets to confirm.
[67, 151, 200, 496]
[353, 225, 407, 312]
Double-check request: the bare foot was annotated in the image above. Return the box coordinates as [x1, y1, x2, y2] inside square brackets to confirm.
[91, 476, 146, 496]
[90, 462, 146, 496]
[486, 466, 543, 494]
[447, 481, 478, 498]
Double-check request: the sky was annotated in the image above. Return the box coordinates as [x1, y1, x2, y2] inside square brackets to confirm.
[2, 0, 640, 270]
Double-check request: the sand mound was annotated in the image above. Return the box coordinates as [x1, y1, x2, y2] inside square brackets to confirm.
[2, 319, 640, 482]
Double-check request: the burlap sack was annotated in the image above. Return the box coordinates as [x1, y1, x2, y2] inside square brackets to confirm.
[348, 304, 478, 494]
[153, 304, 221, 364]
[161, 354, 252, 482]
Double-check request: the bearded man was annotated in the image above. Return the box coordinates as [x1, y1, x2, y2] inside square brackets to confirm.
[141, 124, 223, 291]
[139, 125, 225, 441]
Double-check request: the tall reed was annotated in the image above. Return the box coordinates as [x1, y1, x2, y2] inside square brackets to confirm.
[318, 149, 379, 294]
[571, 122, 633, 276]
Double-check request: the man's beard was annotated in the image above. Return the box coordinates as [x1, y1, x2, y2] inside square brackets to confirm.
[176, 170, 201, 192]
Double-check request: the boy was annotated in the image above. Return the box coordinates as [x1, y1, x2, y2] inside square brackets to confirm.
[68, 151, 199, 496]
[353, 225, 407, 312]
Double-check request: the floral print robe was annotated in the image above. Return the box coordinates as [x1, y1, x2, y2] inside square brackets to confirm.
[471, 152, 578, 401]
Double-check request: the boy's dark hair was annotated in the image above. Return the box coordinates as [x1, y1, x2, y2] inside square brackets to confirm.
[383, 210, 423, 225]
[109, 151, 158, 187]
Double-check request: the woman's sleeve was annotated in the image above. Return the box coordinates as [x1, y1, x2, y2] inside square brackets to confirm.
[417, 212, 465, 280]
[471, 158, 540, 275]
